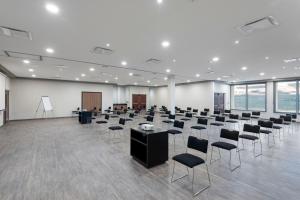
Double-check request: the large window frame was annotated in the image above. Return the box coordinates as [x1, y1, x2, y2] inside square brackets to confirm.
[274, 81, 299, 113]
[230, 83, 267, 112]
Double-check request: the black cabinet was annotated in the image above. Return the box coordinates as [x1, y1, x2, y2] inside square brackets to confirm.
[78, 111, 92, 124]
[130, 128, 168, 168]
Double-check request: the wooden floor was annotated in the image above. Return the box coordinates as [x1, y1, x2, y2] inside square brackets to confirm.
[0, 114, 299, 200]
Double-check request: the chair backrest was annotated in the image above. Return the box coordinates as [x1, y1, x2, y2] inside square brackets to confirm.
[119, 118, 126, 125]
[280, 115, 292, 122]
[200, 111, 207, 116]
[185, 113, 193, 118]
[197, 118, 208, 125]
[270, 117, 283, 124]
[252, 111, 260, 116]
[174, 120, 184, 129]
[187, 136, 208, 154]
[242, 113, 251, 118]
[214, 110, 221, 115]
[220, 129, 239, 141]
[105, 114, 110, 120]
[287, 113, 297, 119]
[224, 109, 231, 114]
[192, 109, 198, 113]
[243, 124, 260, 134]
[146, 116, 154, 122]
[258, 120, 273, 128]
[229, 114, 239, 119]
[187, 107, 192, 111]
[166, 111, 171, 115]
[204, 108, 210, 112]
[216, 116, 225, 122]
[149, 111, 155, 116]
[129, 113, 134, 118]
[180, 110, 185, 113]
[169, 114, 175, 119]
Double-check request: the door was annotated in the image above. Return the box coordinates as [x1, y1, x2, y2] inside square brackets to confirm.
[132, 94, 146, 110]
[82, 92, 102, 111]
[4, 90, 9, 124]
[214, 93, 225, 112]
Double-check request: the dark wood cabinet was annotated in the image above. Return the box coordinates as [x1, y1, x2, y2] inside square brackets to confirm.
[130, 128, 168, 168]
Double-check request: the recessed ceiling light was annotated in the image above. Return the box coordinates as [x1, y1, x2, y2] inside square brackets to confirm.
[114, 77, 118, 80]
[32, 74, 36, 78]
[212, 57, 219, 62]
[172, 59, 176, 63]
[157, 0, 163, 4]
[45, 3, 60, 14]
[129, 72, 133, 76]
[217, 77, 221, 80]
[166, 69, 171, 73]
[75, 77, 79, 81]
[265, 56, 269, 60]
[81, 73, 86, 77]
[28, 68, 34, 72]
[187, 80, 191, 83]
[89, 67, 95, 71]
[164, 77, 168, 81]
[23, 59, 30, 64]
[161, 40, 170, 48]
[272, 76, 276, 79]
[259, 72, 265, 76]
[106, 43, 110, 47]
[154, 84, 158, 87]
[46, 48, 54, 53]
[147, 80, 151, 83]
[234, 40, 240, 44]
[196, 74, 200, 77]
[105, 80, 109, 83]
[134, 82, 138, 85]
[121, 61, 127, 66]
[241, 66, 248, 71]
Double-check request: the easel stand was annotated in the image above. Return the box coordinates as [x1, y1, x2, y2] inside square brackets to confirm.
[35, 96, 54, 118]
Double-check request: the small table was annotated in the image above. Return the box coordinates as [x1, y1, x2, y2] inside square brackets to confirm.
[130, 127, 168, 168]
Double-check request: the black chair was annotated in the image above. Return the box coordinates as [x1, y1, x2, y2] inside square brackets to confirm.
[191, 118, 208, 138]
[96, 114, 110, 124]
[192, 109, 198, 115]
[187, 107, 192, 112]
[181, 112, 193, 121]
[225, 114, 240, 130]
[108, 118, 126, 138]
[210, 129, 241, 171]
[204, 108, 210, 113]
[251, 111, 261, 119]
[139, 116, 154, 126]
[210, 116, 225, 130]
[240, 113, 251, 121]
[162, 114, 176, 124]
[161, 111, 171, 117]
[258, 120, 275, 146]
[168, 120, 185, 152]
[270, 118, 283, 139]
[171, 136, 211, 196]
[239, 124, 262, 157]
[211, 110, 221, 117]
[197, 111, 208, 119]
[125, 113, 134, 121]
[223, 109, 231, 116]
[280, 115, 292, 133]
[176, 109, 185, 116]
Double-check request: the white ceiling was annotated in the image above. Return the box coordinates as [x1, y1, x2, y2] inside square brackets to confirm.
[1, 0, 300, 86]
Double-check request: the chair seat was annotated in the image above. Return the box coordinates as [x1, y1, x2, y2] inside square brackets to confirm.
[176, 113, 184, 116]
[283, 122, 291, 125]
[108, 126, 123, 130]
[160, 114, 169, 117]
[239, 134, 259, 140]
[173, 153, 205, 168]
[168, 129, 182, 135]
[110, 115, 119, 118]
[180, 118, 191, 121]
[125, 119, 133, 121]
[226, 120, 238, 123]
[191, 126, 206, 130]
[96, 121, 108, 124]
[251, 116, 260, 119]
[211, 141, 237, 150]
[162, 120, 174, 124]
[210, 122, 224, 126]
[260, 129, 272, 134]
[273, 125, 282, 129]
[292, 119, 296, 122]
[240, 117, 250, 121]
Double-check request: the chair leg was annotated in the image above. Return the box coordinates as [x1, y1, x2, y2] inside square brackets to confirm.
[210, 146, 221, 164]
[253, 139, 263, 157]
[229, 150, 241, 172]
[170, 161, 188, 183]
[192, 165, 211, 197]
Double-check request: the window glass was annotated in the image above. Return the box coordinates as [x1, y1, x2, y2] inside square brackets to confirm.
[232, 85, 246, 110]
[248, 84, 266, 111]
[276, 81, 297, 113]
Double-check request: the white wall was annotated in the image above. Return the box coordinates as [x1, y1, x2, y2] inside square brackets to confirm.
[9, 78, 116, 120]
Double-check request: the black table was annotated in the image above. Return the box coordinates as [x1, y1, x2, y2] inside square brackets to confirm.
[78, 111, 92, 124]
[130, 127, 168, 168]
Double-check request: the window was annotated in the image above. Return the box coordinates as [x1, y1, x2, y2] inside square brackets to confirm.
[248, 84, 266, 111]
[275, 81, 297, 113]
[232, 85, 246, 110]
[231, 83, 266, 111]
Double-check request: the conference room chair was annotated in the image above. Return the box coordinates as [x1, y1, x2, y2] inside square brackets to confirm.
[210, 129, 241, 172]
[161, 110, 171, 117]
[240, 113, 251, 123]
[286, 113, 297, 132]
[251, 111, 261, 120]
[280, 115, 293, 134]
[96, 114, 110, 124]
[270, 118, 284, 139]
[225, 114, 240, 130]
[192, 109, 198, 115]
[239, 124, 262, 157]
[211, 110, 221, 117]
[258, 120, 275, 146]
[191, 118, 208, 139]
[210, 116, 225, 133]
[187, 107, 192, 112]
[197, 111, 208, 119]
[139, 116, 154, 126]
[181, 112, 193, 121]
[171, 136, 211, 196]
[108, 118, 126, 138]
[125, 113, 135, 121]
[176, 109, 185, 116]
[162, 114, 176, 124]
[168, 120, 185, 152]
[223, 109, 231, 116]
[204, 108, 210, 113]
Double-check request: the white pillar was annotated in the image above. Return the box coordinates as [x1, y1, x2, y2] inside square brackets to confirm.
[168, 75, 176, 114]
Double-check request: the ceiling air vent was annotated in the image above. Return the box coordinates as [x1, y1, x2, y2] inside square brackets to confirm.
[92, 47, 113, 55]
[145, 58, 162, 64]
[239, 16, 279, 34]
[0, 26, 32, 40]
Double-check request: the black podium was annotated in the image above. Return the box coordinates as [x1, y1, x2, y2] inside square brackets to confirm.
[78, 111, 92, 124]
[130, 127, 168, 168]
